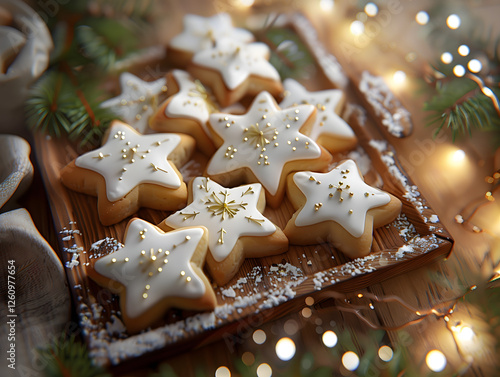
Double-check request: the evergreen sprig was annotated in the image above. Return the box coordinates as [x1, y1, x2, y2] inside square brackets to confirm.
[37, 333, 111, 377]
[26, 1, 153, 147]
[26, 70, 118, 148]
[424, 74, 500, 141]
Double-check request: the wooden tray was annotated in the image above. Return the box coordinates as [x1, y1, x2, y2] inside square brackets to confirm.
[32, 13, 453, 370]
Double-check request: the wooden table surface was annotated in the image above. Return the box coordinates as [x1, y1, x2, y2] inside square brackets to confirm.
[12, 0, 500, 376]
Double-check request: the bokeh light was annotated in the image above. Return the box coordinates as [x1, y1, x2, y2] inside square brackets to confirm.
[441, 52, 453, 64]
[215, 366, 231, 377]
[458, 44, 470, 56]
[415, 11, 429, 25]
[453, 64, 465, 77]
[364, 3, 378, 17]
[256, 363, 272, 377]
[378, 346, 394, 362]
[322, 330, 338, 348]
[426, 350, 447, 372]
[446, 14, 461, 29]
[350, 20, 365, 35]
[275, 337, 296, 361]
[468, 59, 482, 73]
[253, 329, 266, 345]
[342, 351, 360, 371]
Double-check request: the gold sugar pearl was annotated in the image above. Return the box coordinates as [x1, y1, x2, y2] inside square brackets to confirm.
[180, 271, 186, 277]
[124, 258, 129, 262]
[143, 293, 148, 299]
[145, 285, 150, 290]
[186, 276, 192, 282]
[111, 258, 117, 263]
[348, 209, 353, 214]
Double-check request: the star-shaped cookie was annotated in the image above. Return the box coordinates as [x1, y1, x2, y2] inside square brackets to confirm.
[150, 69, 218, 156]
[88, 218, 216, 334]
[160, 177, 288, 285]
[206, 91, 332, 208]
[168, 13, 254, 66]
[279, 79, 357, 154]
[60, 121, 195, 225]
[284, 159, 401, 258]
[189, 38, 283, 107]
[100, 72, 167, 133]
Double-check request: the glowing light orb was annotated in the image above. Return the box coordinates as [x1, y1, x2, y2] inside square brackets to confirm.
[393, 70, 407, 85]
[458, 44, 470, 56]
[378, 346, 394, 362]
[342, 351, 360, 371]
[416, 11, 429, 25]
[319, 0, 334, 11]
[364, 3, 378, 17]
[468, 59, 482, 73]
[453, 64, 465, 77]
[256, 363, 272, 377]
[350, 20, 365, 36]
[441, 52, 453, 64]
[446, 14, 461, 29]
[322, 330, 338, 348]
[275, 337, 296, 361]
[426, 350, 447, 372]
[215, 366, 231, 377]
[253, 329, 266, 345]
[239, 0, 255, 6]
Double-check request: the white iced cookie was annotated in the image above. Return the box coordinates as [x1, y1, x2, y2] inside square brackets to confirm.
[60, 121, 195, 225]
[150, 70, 218, 156]
[89, 219, 216, 334]
[284, 159, 401, 258]
[189, 38, 283, 107]
[279, 78, 357, 154]
[168, 13, 254, 66]
[160, 177, 288, 285]
[206, 91, 332, 208]
[100, 72, 167, 133]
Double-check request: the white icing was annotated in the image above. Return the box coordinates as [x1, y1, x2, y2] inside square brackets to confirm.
[100, 72, 167, 133]
[164, 70, 215, 135]
[169, 13, 254, 54]
[207, 91, 321, 195]
[279, 78, 355, 141]
[358, 71, 412, 137]
[293, 159, 391, 237]
[164, 177, 276, 262]
[75, 122, 181, 202]
[94, 219, 207, 319]
[191, 38, 280, 90]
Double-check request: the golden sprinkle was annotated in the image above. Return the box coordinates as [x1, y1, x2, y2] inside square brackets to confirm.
[180, 271, 186, 276]
[141, 250, 146, 255]
[349, 192, 354, 197]
[186, 276, 192, 282]
[124, 257, 129, 262]
[292, 147, 297, 151]
[158, 267, 162, 272]
[348, 209, 353, 214]
[148, 272, 153, 277]
[365, 192, 370, 197]
[143, 293, 148, 299]
[329, 193, 334, 198]
[164, 259, 168, 264]
[185, 236, 191, 241]
[145, 285, 150, 290]
[111, 258, 117, 263]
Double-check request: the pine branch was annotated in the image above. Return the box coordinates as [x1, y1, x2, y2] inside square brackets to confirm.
[26, 70, 118, 148]
[37, 333, 111, 377]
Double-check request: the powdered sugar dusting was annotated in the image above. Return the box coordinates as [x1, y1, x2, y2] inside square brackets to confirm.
[359, 71, 412, 137]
